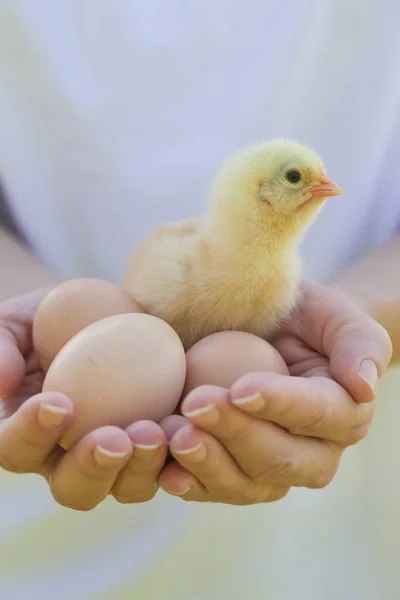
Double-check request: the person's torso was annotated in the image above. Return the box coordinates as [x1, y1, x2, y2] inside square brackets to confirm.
[0, 2, 400, 599]
[1, 0, 399, 285]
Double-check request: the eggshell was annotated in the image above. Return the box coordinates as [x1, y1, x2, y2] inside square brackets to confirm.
[42, 313, 186, 450]
[33, 278, 144, 372]
[183, 330, 289, 396]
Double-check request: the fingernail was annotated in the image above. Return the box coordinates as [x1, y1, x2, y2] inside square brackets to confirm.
[183, 404, 220, 425]
[232, 393, 265, 411]
[165, 483, 192, 496]
[94, 445, 130, 467]
[134, 442, 161, 452]
[38, 403, 69, 429]
[358, 359, 379, 392]
[173, 441, 207, 462]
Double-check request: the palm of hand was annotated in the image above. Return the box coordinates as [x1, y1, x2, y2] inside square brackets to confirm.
[0, 358, 43, 419]
[0, 282, 392, 510]
[0, 288, 47, 417]
[157, 281, 392, 502]
[271, 307, 332, 380]
[271, 280, 386, 394]
[0, 290, 65, 477]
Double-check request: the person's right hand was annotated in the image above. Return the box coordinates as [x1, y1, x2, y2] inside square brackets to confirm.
[0, 288, 168, 510]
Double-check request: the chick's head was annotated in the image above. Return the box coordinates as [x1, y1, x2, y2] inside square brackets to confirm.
[257, 140, 341, 212]
[209, 139, 341, 239]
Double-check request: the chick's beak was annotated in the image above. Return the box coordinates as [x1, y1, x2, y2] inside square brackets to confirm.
[309, 176, 342, 198]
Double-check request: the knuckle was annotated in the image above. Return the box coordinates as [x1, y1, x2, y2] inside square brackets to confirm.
[308, 469, 335, 489]
[344, 422, 373, 446]
[216, 422, 252, 446]
[335, 404, 374, 445]
[300, 401, 334, 434]
[51, 489, 96, 511]
[307, 457, 340, 489]
[251, 450, 297, 485]
[263, 485, 290, 502]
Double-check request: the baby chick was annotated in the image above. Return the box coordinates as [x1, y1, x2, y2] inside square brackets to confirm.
[123, 140, 341, 350]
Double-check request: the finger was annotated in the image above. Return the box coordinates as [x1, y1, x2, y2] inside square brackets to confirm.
[159, 414, 188, 441]
[169, 423, 250, 497]
[112, 421, 167, 503]
[181, 387, 342, 488]
[49, 426, 132, 511]
[329, 314, 392, 403]
[158, 415, 199, 497]
[230, 372, 374, 444]
[277, 282, 393, 403]
[0, 392, 74, 472]
[166, 424, 285, 504]
[159, 414, 189, 466]
[158, 460, 207, 500]
[0, 288, 50, 396]
[0, 326, 25, 397]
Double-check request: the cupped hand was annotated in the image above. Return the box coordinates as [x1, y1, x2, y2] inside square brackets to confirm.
[158, 281, 392, 504]
[0, 289, 167, 510]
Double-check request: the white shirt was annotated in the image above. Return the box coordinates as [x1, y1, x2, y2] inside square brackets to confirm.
[0, 1, 399, 599]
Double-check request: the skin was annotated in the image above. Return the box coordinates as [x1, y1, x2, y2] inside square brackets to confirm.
[0, 279, 392, 509]
[0, 224, 398, 509]
[158, 282, 392, 502]
[0, 289, 169, 509]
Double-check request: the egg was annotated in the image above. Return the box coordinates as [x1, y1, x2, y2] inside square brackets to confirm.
[33, 278, 144, 372]
[42, 313, 186, 450]
[183, 330, 289, 396]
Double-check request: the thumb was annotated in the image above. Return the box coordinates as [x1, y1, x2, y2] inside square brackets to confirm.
[328, 312, 392, 404]
[0, 326, 25, 397]
[292, 282, 393, 404]
[311, 284, 394, 404]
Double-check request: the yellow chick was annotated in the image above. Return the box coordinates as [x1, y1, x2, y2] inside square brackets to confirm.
[123, 140, 341, 350]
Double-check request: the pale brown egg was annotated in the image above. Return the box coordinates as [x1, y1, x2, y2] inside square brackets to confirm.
[42, 313, 187, 450]
[183, 330, 289, 396]
[33, 278, 144, 372]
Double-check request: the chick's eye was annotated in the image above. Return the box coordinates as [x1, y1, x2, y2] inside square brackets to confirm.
[285, 170, 302, 184]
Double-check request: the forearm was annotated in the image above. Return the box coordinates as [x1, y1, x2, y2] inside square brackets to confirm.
[329, 234, 400, 364]
[0, 225, 59, 301]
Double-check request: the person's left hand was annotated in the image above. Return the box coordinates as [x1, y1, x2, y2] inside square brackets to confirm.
[158, 282, 392, 504]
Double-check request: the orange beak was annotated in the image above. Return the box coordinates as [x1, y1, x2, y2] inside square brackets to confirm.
[309, 176, 342, 199]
